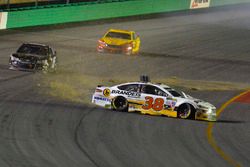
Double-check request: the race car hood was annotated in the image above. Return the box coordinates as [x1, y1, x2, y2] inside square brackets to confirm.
[102, 37, 131, 46]
[12, 53, 47, 60]
[181, 94, 216, 109]
[188, 96, 216, 110]
[196, 100, 216, 109]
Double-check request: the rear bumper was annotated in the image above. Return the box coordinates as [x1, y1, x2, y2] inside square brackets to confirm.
[92, 94, 112, 109]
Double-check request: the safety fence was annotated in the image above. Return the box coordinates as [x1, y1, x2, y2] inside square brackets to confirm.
[1, 0, 250, 30]
[0, 0, 106, 11]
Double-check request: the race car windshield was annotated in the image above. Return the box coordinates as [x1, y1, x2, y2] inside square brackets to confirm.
[164, 88, 183, 97]
[105, 32, 131, 40]
[17, 44, 48, 56]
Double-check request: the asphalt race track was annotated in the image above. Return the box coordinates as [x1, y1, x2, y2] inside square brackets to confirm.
[0, 4, 250, 167]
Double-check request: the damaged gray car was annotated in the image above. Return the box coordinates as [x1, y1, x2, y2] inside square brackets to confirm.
[9, 43, 57, 72]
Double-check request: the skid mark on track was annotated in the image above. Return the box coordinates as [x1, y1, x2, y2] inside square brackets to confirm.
[207, 90, 250, 167]
[74, 107, 101, 167]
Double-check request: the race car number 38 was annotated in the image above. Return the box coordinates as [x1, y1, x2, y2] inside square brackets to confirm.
[142, 96, 164, 111]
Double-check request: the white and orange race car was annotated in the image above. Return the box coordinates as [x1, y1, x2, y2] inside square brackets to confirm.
[92, 76, 216, 121]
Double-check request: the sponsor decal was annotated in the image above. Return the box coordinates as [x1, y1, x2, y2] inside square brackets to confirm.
[111, 90, 140, 97]
[103, 88, 111, 97]
[166, 97, 177, 101]
[94, 96, 111, 102]
[170, 101, 176, 108]
[128, 104, 137, 110]
[190, 0, 210, 9]
[165, 100, 177, 110]
[0, 12, 8, 30]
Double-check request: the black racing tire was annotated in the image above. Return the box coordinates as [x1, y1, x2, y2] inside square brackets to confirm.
[112, 96, 128, 112]
[177, 103, 195, 119]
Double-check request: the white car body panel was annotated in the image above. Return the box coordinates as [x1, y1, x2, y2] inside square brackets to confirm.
[92, 82, 216, 121]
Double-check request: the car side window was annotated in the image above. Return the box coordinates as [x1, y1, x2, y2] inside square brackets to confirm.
[132, 33, 136, 40]
[141, 85, 167, 96]
[118, 84, 139, 92]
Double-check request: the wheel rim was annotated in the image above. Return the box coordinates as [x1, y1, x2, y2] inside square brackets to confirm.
[113, 97, 128, 111]
[179, 104, 191, 119]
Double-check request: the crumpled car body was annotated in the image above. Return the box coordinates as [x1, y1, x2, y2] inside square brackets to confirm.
[9, 43, 57, 72]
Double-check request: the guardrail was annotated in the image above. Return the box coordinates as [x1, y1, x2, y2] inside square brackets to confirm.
[0, 0, 129, 11]
[210, 0, 250, 7]
[2, 0, 190, 29]
[1, 0, 250, 30]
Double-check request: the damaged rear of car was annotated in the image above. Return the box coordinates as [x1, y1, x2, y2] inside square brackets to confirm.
[9, 43, 57, 72]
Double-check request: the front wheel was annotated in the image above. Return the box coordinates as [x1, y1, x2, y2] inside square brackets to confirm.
[177, 103, 195, 119]
[112, 96, 128, 112]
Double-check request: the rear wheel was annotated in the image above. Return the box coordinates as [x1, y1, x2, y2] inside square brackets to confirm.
[177, 103, 195, 119]
[112, 96, 128, 112]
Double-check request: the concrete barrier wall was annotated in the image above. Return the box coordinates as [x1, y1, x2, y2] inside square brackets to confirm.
[6, 0, 190, 29]
[1, 0, 250, 30]
[211, 0, 250, 7]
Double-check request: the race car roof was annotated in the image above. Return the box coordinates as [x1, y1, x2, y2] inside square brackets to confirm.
[108, 29, 134, 34]
[115, 82, 171, 89]
[23, 42, 49, 47]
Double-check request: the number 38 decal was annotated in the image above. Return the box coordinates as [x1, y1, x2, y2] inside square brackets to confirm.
[142, 96, 164, 111]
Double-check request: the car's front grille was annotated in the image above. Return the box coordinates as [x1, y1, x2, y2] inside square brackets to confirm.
[16, 62, 35, 69]
[20, 58, 31, 62]
[212, 109, 217, 114]
[107, 44, 122, 49]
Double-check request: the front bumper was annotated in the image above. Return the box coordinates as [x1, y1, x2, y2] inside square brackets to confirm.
[9, 60, 36, 70]
[195, 110, 217, 121]
[9, 59, 44, 71]
[97, 44, 132, 54]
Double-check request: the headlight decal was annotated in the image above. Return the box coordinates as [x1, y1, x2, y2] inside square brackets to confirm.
[10, 55, 20, 61]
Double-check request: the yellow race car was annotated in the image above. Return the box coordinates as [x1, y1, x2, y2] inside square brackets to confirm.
[97, 29, 140, 55]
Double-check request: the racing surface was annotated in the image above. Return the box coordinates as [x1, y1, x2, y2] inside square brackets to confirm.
[1, 4, 250, 167]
